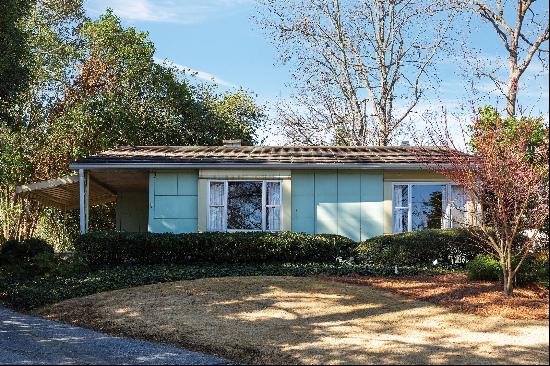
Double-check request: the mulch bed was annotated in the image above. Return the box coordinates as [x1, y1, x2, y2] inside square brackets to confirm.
[323, 273, 549, 320]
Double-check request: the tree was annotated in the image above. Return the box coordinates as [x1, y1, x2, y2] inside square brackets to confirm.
[0, 0, 33, 127]
[0, 6, 265, 244]
[435, 0, 549, 117]
[428, 107, 548, 295]
[258, 0, 450, 145]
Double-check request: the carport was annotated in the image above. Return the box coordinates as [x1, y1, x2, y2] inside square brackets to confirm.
[16, 169, 149, 234]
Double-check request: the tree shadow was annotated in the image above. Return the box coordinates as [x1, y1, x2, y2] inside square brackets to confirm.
[40, 276, 549, 365]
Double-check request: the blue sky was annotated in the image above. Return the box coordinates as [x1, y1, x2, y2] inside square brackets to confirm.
[85, 0, 549, 145]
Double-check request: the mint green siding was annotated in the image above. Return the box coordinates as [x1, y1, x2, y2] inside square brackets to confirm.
[148, 171, 198, 233]
[291, 170, 384, 241]
[116, 192, 148, 232]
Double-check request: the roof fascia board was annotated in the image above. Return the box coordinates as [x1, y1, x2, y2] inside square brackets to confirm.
[69, 162, 445, 170]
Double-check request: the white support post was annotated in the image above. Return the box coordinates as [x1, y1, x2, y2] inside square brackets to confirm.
[79, 169, 89, 234]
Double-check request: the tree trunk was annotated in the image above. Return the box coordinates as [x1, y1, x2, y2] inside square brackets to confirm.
[506, 75, 519, 118]
[504, 270, 515, 296]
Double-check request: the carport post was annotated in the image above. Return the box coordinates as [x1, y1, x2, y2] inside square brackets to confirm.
[79, 169, 89, 234]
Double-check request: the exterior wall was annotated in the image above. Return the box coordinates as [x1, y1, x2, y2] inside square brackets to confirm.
[197, 169, 291, 232]
[115, 192, 148, 232]
[382, 169, 450, 234]
[148, 171, 199, 233]
[143, 167, 450, 239]
[291, 170, 384, 242]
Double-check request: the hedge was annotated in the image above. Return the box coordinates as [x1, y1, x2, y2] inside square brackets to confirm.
[356, 228, 482, 267]
[74, 231, 357, 267]
[0, 238, 54, 265]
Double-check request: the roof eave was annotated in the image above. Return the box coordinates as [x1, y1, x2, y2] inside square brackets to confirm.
[69, 162, 446, 170]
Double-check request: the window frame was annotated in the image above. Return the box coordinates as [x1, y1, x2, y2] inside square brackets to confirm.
[391, 182, 461, 233]
[207, 179, 283, 232]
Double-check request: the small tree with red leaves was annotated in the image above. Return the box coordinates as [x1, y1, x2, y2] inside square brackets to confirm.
[429, 107, 548, 296]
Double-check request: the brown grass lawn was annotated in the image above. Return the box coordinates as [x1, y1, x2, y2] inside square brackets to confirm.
[39, 276, 549, 365]
[324, 273, 549, 320]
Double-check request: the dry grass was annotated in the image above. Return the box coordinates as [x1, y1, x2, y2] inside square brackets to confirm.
[325, 273, 549, 320]
[39, 276, 549, 365]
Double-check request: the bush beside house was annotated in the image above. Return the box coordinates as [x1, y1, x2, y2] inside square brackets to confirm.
[356, 229, 481, 267]
[74, 231, 357, 267]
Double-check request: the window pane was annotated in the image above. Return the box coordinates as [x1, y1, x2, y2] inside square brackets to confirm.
[393, 208, 408, 233]
[266, 182, 281, 206]
[393, 185, 408, 207]
[411, 185, 445, 231]
[266, 206, 281, 231]
[210, 182, 224, 206]
[209, 206, 224, 231]
[227, 181, 262, 230]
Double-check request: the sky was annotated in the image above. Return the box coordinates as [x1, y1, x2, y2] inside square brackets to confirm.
[85, 0, 549, 146]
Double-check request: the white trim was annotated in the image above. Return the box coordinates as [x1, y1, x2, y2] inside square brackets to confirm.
[207, 179, 282, 232]
[69, 162, 451, 170]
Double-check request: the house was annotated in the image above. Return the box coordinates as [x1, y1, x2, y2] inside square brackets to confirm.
[16, 142, 467, 242]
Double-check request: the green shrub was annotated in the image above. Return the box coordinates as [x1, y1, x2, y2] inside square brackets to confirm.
[74, 231, 357, 267]
[356, 229, 481, 267]
[0, 238, 54, 265]
[0, 262, 443, 310]
[466, 253, 549, 285]
[466, 254, 501, 281]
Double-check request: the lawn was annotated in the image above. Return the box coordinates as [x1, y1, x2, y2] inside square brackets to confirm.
[39, 276, 549, 365]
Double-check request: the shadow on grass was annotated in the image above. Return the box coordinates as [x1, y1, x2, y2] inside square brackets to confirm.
[40, 276, 549, 365]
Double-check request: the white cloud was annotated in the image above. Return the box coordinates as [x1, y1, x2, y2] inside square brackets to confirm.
[155, 58, 236, 87]
[86, 0, 250, 24]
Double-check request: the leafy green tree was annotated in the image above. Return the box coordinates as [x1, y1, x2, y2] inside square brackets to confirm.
[0, 0, 33, 127]
[0, 6, 265, 245]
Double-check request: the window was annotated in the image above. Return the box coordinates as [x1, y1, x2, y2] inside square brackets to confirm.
[208, 180, 282, 231]
[392, 183, 465, 233]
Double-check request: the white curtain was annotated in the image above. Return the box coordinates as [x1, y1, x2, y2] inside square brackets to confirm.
[209, 182, 225, 231]
[266, 182, 281, 231]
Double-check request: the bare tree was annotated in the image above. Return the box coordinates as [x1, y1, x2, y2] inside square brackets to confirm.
[436, 0, 549, 117]
[257, 0, 450, 146]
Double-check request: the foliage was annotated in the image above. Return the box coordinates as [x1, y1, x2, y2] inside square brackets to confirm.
[466, 254, 501, 281]
[0, 4, 264, 243]
[0, 261, 437, 310]
[0, 0, 32, 126]
[466, 253, 549, 286]
[74, 231, 357, 267]
[356, 229, 482, 267]
[431, 108, 549, 295]
[0, 237, 56, 278]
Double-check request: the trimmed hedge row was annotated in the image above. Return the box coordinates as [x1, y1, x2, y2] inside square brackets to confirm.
[356, 228, 482, 267]
[0, 238, 54, 265]
[74, 231, 357, 267]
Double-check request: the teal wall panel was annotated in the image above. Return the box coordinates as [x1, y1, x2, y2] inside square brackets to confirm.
[155, 173, 178, 195]
[315, 171, 338, 234]
[154, 196, 197, 219]
[291, 172, 315, 233]
[360, 172, 384, 240]
[148, 171, 198, 233]
[291, 170, 384, 241]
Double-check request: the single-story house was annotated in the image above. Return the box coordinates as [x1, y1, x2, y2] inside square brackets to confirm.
[16, 142, 468, 241]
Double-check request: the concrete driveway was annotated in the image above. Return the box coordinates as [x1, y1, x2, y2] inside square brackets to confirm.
[0, 306, 227, 365]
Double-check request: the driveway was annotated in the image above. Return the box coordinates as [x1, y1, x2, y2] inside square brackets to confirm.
[0, 306, 227, 365]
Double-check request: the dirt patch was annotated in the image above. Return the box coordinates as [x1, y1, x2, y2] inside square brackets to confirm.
[39, 276, 549, 365]
[324, 273, 549, 320]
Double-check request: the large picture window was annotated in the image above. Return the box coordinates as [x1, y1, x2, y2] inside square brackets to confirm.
[208, 180, 282, 232]
[392, 183, 466, 233]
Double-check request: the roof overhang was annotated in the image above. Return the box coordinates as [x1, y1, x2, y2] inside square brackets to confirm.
[69, 162, 443, 170]
[16, 174, 117, 210]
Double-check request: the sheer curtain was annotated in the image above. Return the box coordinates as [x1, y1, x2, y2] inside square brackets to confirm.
[209, 182, 225, 231]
